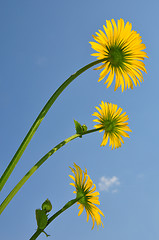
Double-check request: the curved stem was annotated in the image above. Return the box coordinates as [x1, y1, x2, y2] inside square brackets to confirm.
[0, 127, 102, 215]
[29, 198, 80, 240]
[0, 58, 105, 192]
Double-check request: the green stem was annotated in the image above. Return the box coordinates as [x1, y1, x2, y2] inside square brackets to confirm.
[29, 198, 80, 240]
[0, 127, 102, 215]
[0, 58, 106, 192]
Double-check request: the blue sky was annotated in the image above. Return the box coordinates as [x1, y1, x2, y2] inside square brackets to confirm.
[0, 0, 158, 239]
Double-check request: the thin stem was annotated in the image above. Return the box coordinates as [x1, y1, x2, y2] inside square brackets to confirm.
[0, 127, 102, 215]
[29, 198, 80, 240]
[0, 58, 106, 192]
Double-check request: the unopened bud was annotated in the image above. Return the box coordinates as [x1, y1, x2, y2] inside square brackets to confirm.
[42, 199, 52, 213]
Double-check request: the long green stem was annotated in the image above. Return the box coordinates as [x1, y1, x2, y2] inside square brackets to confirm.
[29, 198, 80, 240]
[0, 58, 105, 192]
[0, 127, 102, 215]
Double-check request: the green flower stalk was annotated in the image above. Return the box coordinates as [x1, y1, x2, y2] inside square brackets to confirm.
[0, 127, 103, 215]
[0, 58, 106, 192]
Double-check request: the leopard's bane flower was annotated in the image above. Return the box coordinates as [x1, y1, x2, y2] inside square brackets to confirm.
[93, 101, 132, 149]
[69, 163, 104, 229]
[89, 19, 148, 91]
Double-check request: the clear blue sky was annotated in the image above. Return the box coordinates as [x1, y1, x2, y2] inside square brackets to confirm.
[0, 0, 158, 239]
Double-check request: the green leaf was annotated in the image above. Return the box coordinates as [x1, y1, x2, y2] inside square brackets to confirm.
[36, 209, 48, 229]
[74, 120, 83, 135]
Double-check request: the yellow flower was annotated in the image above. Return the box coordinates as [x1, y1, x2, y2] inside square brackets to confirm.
[69, 163, 104, 229]
[93, 101, 132, 149]
[89, 19, 148, 91]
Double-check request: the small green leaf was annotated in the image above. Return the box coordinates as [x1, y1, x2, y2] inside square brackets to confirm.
[74, 120, 83, 135]
[36, 209, 48, 229]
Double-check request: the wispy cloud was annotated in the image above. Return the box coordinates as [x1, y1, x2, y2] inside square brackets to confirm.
[98, 176, 120, 193]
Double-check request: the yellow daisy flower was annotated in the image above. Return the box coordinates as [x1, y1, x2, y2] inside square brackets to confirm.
[69, 163, 104, 229]
[93, 101, 132, 149]
[89, 19, 148, 91]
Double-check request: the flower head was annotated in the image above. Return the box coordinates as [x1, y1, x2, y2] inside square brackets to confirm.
[93, 101, 131, 149]
[89, 19, 148, 91]
[69, 163, 104, 229]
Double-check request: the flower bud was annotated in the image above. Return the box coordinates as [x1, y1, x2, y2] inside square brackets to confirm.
[82, 124, 87, 133]
[42, 199, 52, 213]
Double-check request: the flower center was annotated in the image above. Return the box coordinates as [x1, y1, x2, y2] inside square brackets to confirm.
[108, 46, 124, 67]
[104, 119, 115, 132]
[77, 189, 87, 205]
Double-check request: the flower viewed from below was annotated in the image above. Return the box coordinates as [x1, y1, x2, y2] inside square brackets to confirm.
[90, 19, 148, 91]
[69, 163, 104, 229]
[93, 101, 131, 149]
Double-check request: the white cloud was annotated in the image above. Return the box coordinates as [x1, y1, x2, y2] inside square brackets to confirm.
[98, 176, 120, 192]
[112, 189, 118, 194]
